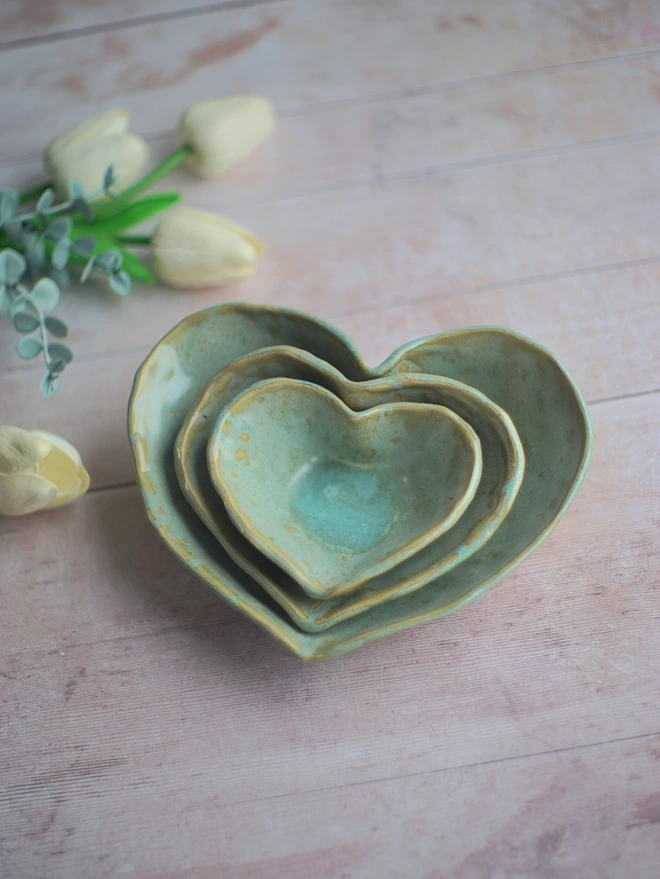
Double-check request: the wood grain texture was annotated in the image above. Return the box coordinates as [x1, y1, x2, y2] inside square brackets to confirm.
[2, 394, 659, 877]
[2, 1, 659, 876]
[0, 0, 273, 45]
[2, 0, 660, 159]
[1, 137, 659, 374]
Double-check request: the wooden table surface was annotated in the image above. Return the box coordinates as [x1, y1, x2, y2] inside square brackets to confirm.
[1, 2, 659, 877]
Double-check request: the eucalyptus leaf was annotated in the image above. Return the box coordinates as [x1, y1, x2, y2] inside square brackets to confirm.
[27, 237, 46, 271]
[15, 336, 43, 359]
[50, 267, 70, 288]
[68, 180, 84, 200]
[12, 311, 40, 333]
[47, 358, 68, 375]
[47, 217, 73, 241]
[72, 236, 96, 257]
[0, 285, 11, 319]
[9, 295, 29, 318]
[48, 342, 73, 364]
[44, 315, 68, 338]
[52, 239, 70, 270]
[73, 198, 93, 222]
[40, 373, 58, 400]
[30, 277, 60, 312]
[36, 188, 55, 213]
[109, 269, 131, 296]
[0, 248, 26, 284]
[0, 189, 19, 222]
[80, 255, 96, 283]
[21, 231, 38, 252]
[95, 249, 122, 272]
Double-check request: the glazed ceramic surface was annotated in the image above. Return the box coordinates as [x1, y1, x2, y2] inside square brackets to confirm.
[128, 303, 592, 661]
[175, 346, 523, 631]
[208, 377, 482, 599]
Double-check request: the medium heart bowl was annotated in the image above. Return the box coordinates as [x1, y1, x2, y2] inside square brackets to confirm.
[128, 303, 592, 661]
[207, 377, 483, 600]
[175, 346, 523, 631]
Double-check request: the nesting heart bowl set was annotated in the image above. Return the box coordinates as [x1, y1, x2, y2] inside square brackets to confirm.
[128, 303, 592, 660]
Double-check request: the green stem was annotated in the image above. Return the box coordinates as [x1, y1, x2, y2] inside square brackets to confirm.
[19, 200, 74, 222]
[117, 234, 152, 246]
[19, 180, 54, 205]
[117, 145, 193, 202]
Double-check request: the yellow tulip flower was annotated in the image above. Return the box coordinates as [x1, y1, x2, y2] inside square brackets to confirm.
[179, 95, 275, 178]
[152, 207, 264, 288]
[0, 426, 90, 516]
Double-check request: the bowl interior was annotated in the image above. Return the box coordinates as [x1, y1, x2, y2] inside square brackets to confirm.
[207, 377, 483, 599]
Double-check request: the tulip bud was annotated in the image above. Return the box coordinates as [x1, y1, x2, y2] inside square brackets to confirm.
[178, 95, 275, 179]
[0, 426, 90, 516]
[45, 108, 149, 198]
[152, 207, 263, 288]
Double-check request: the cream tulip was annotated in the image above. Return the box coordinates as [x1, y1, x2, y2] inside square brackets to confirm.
[0, 426, 90, 516]
[44, 108, 149, 198]
[178, 95, 275, 178]
[152, 206, 263, 288]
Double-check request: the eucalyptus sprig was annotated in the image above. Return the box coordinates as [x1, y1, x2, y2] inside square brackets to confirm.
[0, 170, 133, 398]
[1, 250, 72, 400]
[0, 167, 180, 398]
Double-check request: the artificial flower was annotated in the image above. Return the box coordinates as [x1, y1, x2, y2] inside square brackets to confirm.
[178, 95, 275, 178]
[44, 108, 149, 198]
[152, 206, 263, 288]
[0, 426, 90, 516]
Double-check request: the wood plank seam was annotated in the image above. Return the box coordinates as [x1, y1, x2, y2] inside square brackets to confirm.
[220, 131, 660, 210]
[0, 0, 285, 52]
[172, 732, 660, 811]
[324, 256, 660, 321]
[278, 47, 660, 117]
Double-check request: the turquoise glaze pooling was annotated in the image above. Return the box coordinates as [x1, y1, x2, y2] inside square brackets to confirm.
[208, 379, 482, 599]
[291, 458, 395, 553]
[128, 303, 592, 661]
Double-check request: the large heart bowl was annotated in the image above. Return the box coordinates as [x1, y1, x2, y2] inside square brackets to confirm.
[128, 303, 591, 661]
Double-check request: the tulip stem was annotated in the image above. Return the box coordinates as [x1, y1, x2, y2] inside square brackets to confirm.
[117, 145, 193, 202]
[118, 234, 152, 246]
[19, 180, 54, 204]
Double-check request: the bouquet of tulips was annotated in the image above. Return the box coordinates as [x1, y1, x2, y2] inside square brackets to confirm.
[0, 96, 275, 399]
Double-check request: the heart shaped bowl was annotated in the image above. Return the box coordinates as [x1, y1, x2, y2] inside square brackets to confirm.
[128, 303, 592, 661]
[207, 377, 483, 599]
[175, 346, 522, 631]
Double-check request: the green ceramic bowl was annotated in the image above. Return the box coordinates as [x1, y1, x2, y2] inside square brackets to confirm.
[175, 346, 523, 631]
[207, 377, 483, 599]
[128, 303, 592, 661]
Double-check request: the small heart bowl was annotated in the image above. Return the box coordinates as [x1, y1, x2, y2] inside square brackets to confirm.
[206, 377, 482, 599]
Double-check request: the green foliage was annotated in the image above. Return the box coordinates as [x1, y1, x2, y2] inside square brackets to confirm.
[16, 336, 43, 359]
[0, 167, 151, 398]
[114, 248, 154, 283]
[92, 192, 180, 231]
[0, 150, 200, 399]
